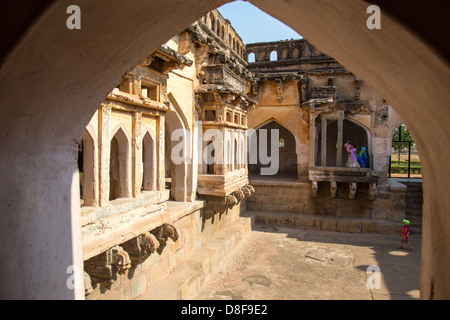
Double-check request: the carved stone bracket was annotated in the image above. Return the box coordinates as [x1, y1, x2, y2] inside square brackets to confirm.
[225, 194, 238, 206]
[234, 189, 245, 202]
[241, 184, 255, 197]
[84, 271, 93, 296]
[311, 181, 318, 198]
[84, 245, 131, 287]
[368, 183, 377, 201]
[150, 223, 179, 255]
[122, 231, 160, 265]
[349, 182, 357, 199]
[330, 181, 337, 198]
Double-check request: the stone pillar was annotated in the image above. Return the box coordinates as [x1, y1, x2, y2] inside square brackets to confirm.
[309, 112, 317, 167]
[99, 104, 111, 207]
[133, 111, 142, 197]
[157, 114, 165, 192]
[336, 118, 343, 167]
[321, 117, 327, 167]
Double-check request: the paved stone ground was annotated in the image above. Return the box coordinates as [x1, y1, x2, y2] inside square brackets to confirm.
[194, 225, 421, 300]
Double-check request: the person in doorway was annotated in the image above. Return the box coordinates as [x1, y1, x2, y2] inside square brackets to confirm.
[358, 147, 368, 168]
[344, 141, 360, 168]
[398, 219, 413, 251]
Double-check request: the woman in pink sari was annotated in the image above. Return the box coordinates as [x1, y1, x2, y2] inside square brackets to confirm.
[344, 141, 360, 168]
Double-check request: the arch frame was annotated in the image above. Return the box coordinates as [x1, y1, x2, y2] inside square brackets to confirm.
[0, 0, 449, 299]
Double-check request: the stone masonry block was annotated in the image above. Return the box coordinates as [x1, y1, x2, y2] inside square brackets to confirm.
[131, 274, 148, 299]
[387, 210, 405, 222]
[376, 191, 393, 200]
[362, 221, 383, 234]
[321, 218, 336, 232]
[298, 216, 315, 227]
[371, 210, 387, 220]
[336, 220, 350, 233]
[348, 221, 363, 233]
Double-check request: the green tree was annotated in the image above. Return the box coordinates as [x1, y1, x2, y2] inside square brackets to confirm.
[392, 124, 414, 162]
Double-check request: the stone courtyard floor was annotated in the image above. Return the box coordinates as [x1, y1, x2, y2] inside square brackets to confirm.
[193, 224, 421, 300]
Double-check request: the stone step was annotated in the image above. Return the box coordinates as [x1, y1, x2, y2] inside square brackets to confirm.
[136, 216, 252, 300]
[407, 215, 422, 224]
[406, 193, 423, 200]
[406, 209, 423, 217]
[247, 210, 403, 235]
[406, 202, 423, 211]
[405, 197, 423, 205]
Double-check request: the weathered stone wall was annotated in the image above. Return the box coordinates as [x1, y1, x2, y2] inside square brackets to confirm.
[248, 179, 405, 234]
[84, 197, 247, 300]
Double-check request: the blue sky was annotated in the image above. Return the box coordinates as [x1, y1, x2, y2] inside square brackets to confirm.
[217, 1, 302, 44]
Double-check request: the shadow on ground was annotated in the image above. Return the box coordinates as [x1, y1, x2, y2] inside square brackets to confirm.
[194, 223, 421, 300]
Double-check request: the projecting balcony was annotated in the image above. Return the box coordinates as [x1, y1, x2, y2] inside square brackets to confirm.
[308, 166, 380, 200]
[202, 64, 245, 93]
[197, 168, 249, 197]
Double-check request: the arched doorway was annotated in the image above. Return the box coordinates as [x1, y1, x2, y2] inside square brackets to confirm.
[165, 109, 189, 201]
[249, 120, 297, 177]
[316, 118, 369, 168]
[79, 129, 97, 206]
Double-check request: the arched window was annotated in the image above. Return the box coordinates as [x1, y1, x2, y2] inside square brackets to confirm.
[270, 50, 278, 61]
[234, 138, 239, 171]
[142, 132, 156, 191]
[248, 52, 255, 63]
[240, 135, 245, 169]
[109, 128, 130, 200]
[227, 138, 232, 173]
[205, 140, 215, 174]
[80, 130, 96, 206]
[210, 13, 215, 32]
[279, 138, 285, 148]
